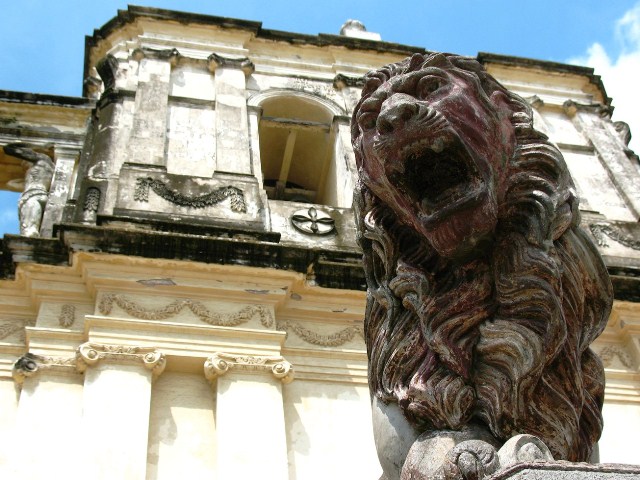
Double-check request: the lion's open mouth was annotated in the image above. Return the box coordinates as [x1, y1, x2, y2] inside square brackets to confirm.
[389, 138, 480, 218]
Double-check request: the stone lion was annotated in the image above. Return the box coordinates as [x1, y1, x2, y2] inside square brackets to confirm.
[351, 53, 612, 479]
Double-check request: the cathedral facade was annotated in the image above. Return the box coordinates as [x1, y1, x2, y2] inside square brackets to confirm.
[0, 6, 639, 479]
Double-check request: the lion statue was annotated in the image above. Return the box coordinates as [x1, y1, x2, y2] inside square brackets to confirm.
[351, 53, 612, 479]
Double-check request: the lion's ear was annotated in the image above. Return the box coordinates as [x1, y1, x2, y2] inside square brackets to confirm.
[490, 90, 513, 117]
[426, 53, 454, 69]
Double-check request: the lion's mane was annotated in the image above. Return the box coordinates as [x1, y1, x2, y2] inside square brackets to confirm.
[352, 53, 612, 461]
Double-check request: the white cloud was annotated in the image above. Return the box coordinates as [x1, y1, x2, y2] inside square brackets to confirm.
[569, 3, 640, 154]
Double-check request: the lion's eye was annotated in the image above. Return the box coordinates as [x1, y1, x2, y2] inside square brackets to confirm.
[358, 112, 377, 131]
[417, 76, 442, 99]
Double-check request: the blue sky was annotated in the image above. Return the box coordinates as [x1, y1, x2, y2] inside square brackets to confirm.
[1, 1, 639, 236]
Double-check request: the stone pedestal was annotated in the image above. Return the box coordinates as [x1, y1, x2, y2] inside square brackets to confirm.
[76, 343, 165, 480]
[205, 352, 293, 480]
[490, 461, 640, 479]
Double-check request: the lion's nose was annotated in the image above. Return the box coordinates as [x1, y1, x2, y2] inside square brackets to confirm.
[377, 95, 418, 134]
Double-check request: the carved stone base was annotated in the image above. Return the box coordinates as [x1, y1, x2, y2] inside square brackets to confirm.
[490, 462, 640, 479]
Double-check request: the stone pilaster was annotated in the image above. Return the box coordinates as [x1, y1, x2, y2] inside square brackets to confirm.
[564, 100, 640, 219]
[76, 342, 165, 480]
[209, 53, 254, 174]
[333, 73, 365, 113]
[10, 353, 82, 478]
[127, 49, 179, 167]
[205, 352, 292, 480]
[334, 115, 357, 208]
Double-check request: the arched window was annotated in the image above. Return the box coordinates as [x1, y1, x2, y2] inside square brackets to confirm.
[256, 93, 342, 206]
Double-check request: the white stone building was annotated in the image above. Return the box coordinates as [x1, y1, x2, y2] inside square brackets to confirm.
[0, 6, 638, 479]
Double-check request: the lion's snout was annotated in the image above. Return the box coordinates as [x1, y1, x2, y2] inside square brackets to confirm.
[377, 93, 420, 134]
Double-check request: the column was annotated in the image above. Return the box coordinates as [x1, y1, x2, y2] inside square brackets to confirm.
[77, 342, 165, 480]
[10, 353, 83, 479]
[40, 146, 78, 237]
[205, 352, 293, 480]
[209, 53, 254, 174]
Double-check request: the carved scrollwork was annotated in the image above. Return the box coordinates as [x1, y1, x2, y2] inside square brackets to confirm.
[277, 320, 364, 347]
[12, 353, 78, 384]
[204, 352, 294, 384]
[589, 223, 640, 250]
[76, 342, 166, 377]
[134, 177, 247, 213]
[98, 294, 274, 328]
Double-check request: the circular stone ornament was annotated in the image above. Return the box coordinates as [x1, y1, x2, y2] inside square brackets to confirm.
[291, 207, 336, 235]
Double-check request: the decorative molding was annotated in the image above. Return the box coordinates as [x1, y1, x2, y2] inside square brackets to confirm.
[134, 177, 247, 213]
[589, 223, 640, 250]
[58, 304, 76, 328]
[0, 318, 35, 341]
[204, 352, 294, 384]
[599, 345, 634, 369]
[333, 73, 365, 89]
[278, 320, 364, 347]
[98, 294, 274, 328]
[12, 353, 78, 384]
[291, 207, 336, 235]
[208, 53, 254, 75]
[76, 342, 166, 377]
[0, 322, 25, 340]
[289, 78, 338, 101]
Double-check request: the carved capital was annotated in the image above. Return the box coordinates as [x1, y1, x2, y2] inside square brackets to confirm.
[525, 95, 544, 109]
[84, 76, 103, 99]
[333, 73, 365, 89]
[76, 342, 166, 377]
[208, 53, 254, 76]
[96, 54, 119, 91]
[204, 352, 294, 384]
[132, 47, 181, 66]
[12, 353, 78, 384]
[563, 100, 613, 119]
